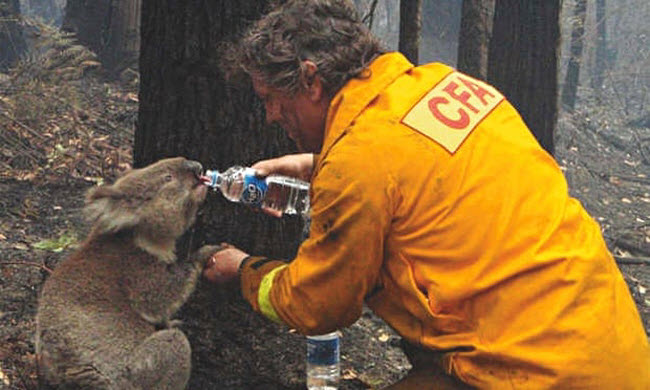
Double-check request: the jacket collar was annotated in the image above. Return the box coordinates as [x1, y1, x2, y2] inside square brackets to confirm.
[318, 52, 414, 163]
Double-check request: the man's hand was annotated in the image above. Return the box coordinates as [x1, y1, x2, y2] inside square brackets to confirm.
[251, 153, 315, 182]
[202, 244, 249, 284]
[251, 153, 315, 218]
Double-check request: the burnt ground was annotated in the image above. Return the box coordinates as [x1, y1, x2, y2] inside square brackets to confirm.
[1, 33, 649, 389]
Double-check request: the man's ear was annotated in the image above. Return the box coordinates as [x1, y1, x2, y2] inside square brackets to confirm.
[301, 60, 322, 102]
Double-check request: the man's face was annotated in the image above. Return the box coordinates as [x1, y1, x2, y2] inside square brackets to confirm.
[252, 74, 327, 153]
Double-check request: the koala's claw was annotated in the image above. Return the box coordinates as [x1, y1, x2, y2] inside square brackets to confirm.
[194, 244, 226, 266]
[167, 319, 184, 328]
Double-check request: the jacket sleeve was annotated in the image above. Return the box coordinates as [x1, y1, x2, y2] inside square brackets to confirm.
[240, 139, 395, 335]
[240, 256, 287, 317]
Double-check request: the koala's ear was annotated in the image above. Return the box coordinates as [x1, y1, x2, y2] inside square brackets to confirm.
[84, 185, 140, 235]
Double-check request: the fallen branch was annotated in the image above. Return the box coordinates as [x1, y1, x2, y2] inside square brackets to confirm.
[615, 237, 650, 257]
[614, 255, 650, 265]
[613, 174, 650, 186]
[0, 125, 41, 163]
[0, 261, 53, 273]
[631, 129, 650, 165]
[0, 110, 46, 140]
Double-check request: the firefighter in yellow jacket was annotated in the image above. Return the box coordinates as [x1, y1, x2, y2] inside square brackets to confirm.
[204, 1, 650, 388]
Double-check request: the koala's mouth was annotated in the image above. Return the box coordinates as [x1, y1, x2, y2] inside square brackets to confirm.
[199, 175, 211, 185]
[192, 171, 208, 200]
[192, 169, 208, 187]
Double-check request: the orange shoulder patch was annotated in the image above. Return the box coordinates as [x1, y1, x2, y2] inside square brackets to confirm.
[402, 71, 504, 153]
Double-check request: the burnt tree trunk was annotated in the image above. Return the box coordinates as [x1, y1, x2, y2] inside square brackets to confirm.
[63, 0, 140, 74]
[399, 0, 421, 64]
[0, 0, 26, 71]
[357, 0, 379, 29]
[561, 0, 587, 112]
[457, 0, 493, 80]
[591, 0, 607, 93]
[104, 0, 140, 71]
[62, 0, 110, 61]
[136, 1, 312, 389]
[487, 1, 560, 156]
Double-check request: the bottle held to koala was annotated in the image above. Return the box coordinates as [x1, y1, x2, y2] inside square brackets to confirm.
[203, 166, 310, 216]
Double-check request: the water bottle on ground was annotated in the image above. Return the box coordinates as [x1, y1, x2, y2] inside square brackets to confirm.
[306, 331, 341, 390]
[202, 166, 309, 216]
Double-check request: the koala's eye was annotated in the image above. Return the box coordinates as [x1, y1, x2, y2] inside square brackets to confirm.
[164, 174, 174, 182]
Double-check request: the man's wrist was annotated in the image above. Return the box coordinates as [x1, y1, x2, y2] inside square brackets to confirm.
[238, 255, 253, 274]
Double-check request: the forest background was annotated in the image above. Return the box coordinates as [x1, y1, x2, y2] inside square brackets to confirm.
[1, 0, 649, 389]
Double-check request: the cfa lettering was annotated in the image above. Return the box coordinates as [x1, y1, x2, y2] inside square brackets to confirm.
[427, 76, 496, 129]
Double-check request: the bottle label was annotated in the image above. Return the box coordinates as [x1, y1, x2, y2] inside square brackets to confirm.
[241, 172, 267, 206]
[307, 336, 340, 366]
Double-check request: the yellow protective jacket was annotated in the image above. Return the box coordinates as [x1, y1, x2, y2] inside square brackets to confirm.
[240, 52, 650, 389]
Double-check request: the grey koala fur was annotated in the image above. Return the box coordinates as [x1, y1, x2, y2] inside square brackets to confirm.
[36, 157, 219, 390]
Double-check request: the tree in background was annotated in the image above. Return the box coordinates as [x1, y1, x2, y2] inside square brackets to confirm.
[591, 0, 607, 94]
[355, 0, 399, 52]
[488, 1, 560, 155]
[399, 0, 422, 64]
[420, 0, 461, 65]
[601, 0, 648, 116]
[456, 0, 493, 80]
[0, 0, 26, 71]
[105, 0, 140, 71]
[136, 0, 311, 388]
[356, 0, 461, 66]
[62, 0, 140, 74]
[561, 0, 588, 112]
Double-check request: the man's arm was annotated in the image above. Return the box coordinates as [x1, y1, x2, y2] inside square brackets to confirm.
[205, 145, 392, 335]
[251, 153, 316, 182]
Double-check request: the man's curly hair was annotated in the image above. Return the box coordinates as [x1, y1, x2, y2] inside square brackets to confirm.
[222, 0, 385, 97]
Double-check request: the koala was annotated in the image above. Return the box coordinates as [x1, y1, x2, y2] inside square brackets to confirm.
[36, 157, 219, 390]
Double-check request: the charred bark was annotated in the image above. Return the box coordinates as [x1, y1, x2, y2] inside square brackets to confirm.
[62, 0, 140, 74]
[487, 1, 560, 156]
[0, 0, 26, 71]
[591, 0, 608, 93]
[457, 0, 493, 80]
[399, 0, 421, 64]
[561, 0, 588, 112]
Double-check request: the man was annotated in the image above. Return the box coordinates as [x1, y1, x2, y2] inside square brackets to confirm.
[204, 0, 650, 388]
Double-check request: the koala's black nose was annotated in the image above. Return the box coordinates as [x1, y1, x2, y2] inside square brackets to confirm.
[184, 160, 203, 176]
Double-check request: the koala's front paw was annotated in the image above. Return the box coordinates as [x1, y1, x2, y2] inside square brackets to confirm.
[193, 244, 226, 267]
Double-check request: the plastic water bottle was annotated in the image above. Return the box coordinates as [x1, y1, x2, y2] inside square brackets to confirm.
[306, 331, 340, 390]
[203, 166, 309, 215]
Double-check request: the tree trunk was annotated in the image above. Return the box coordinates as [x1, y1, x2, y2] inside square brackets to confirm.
[399, 0, 421, 64]
[137, 1, 312, 388]
[62, 0, 110, 58]
[419, 0, 462, 66]
[63, 0, 140, 74]
[0, 0, 26, 71]
[591, 0, 607, 93]
[456, 0, 493, 80]
[104, 0, 140, 71]
[357, 0, 379, 29]
[561, 0, 587, 112]
[487, 1, 560, 156]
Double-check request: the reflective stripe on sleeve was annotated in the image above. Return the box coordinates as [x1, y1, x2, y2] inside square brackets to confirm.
[258, 264, 288, 324]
